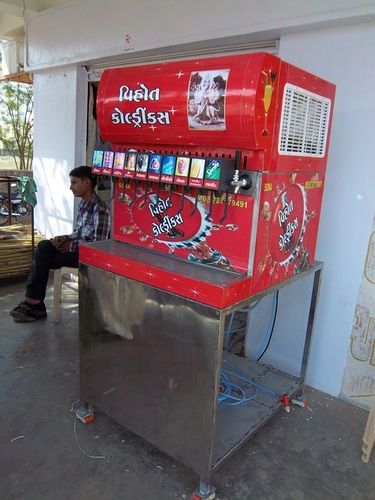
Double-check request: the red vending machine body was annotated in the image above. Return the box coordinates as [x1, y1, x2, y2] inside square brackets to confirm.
[97, 53, 279, 159]
[83, 52, 335, 302]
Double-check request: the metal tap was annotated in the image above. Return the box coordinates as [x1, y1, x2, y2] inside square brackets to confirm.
[230, 170, 252, 194]
[230, 169, 241, 193]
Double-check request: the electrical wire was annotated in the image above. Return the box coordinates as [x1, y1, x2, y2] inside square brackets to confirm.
[73, 418, 106, 460]
[224, 295, 276, 356]
[256, 291, 279, 362]
[220, 294, 281, 406]
[218, 367, 257, 406]
[70, 400, 106, 460]
[218, 362, 279, 407]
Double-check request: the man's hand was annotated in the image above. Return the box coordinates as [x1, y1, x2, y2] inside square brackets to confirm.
[50, 236, 71, 252]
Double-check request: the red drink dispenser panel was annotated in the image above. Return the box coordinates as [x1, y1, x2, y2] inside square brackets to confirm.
[97, 53, 279, 159]
[97, 52, 334, 171]
[90, 52, 335, 297]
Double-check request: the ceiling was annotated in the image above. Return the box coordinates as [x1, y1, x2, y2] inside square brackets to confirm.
[0, 0, 73, 40]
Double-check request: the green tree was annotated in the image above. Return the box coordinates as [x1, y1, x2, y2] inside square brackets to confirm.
[0, 81, 33, 170]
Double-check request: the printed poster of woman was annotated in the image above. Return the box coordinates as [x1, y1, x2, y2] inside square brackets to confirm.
[188, 69, 229, 131]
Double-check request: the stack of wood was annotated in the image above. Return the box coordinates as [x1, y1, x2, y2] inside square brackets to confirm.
[0, 224, 44, 280]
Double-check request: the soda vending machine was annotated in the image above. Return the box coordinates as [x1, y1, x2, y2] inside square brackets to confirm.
[79, 52, 335, 499]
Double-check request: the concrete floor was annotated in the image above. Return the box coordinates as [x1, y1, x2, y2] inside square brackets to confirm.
[1, 277, 374, 500]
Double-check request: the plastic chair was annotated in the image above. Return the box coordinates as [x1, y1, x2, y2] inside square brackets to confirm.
[53, 266, 78, 322]
[362, 398, 375, 463]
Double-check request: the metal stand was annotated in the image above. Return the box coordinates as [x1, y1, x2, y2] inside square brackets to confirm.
[192, 480, 216, 500]
[75, 401, 95, 424]
[78, 262, 322, 496]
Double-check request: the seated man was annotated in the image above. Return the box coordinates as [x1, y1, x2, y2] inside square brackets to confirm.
[10, 165, 111, 322]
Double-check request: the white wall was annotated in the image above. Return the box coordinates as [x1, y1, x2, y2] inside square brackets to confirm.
[279, 22, 375, 396]
[33, 65, 87, 238]
[25, 0, 375, 70]
[28, 0, 375, 398]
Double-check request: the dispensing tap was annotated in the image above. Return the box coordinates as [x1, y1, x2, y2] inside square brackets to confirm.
[155, 180, 161, 204]
[129, 179, 138, 206]
[190, 189, 200, 215]
[230, 170, 253, 194]
[205, 190, 215, 221]
[230, 169, 241, 194]
[219, 190, 229, 224]
[138, 181, 151, 209]
[230, 150, 252, 194]
[177, 186, 186, 214]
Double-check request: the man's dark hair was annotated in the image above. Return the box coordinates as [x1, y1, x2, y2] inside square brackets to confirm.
[69, 165, 97, 188]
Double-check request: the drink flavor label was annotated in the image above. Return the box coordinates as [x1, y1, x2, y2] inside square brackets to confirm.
[174, 156, 190, 185]
[113, 152, 126, 177]
[160, 155, 176, 183]
[188, 158, 205, 187]
[135, 153, 149, 180]
[124, 152, 137, 178]
[102, 151, 114, 175]
[204, 159, 221, 189]
[92, 150, 104, 173]
[148, 154, 162, 181]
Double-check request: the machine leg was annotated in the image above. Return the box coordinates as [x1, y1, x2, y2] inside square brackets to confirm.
[192, 479, 216, 500]
[75, 401, 95, 424]
[291, 394, 309, 408]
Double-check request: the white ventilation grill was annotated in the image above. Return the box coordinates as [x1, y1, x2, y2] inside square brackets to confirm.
[278, 84, 331, 158]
